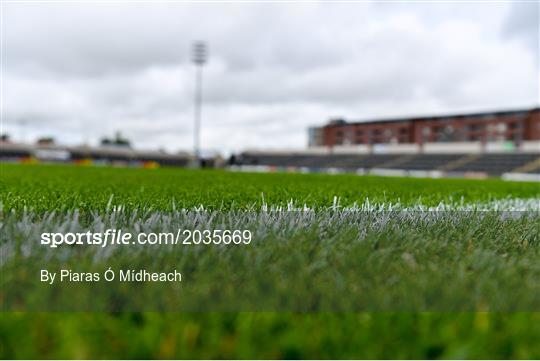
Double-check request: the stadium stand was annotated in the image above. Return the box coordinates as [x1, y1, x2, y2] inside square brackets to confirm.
[232, 150, 540, 177]
[0, 142, 191, 168]
[387, 154, 464, 170]
[293, 107, 540, 179]
[450, 153, 540, 175]
[513, 158, 540, 174]
[238, 153, 401, 170]
[0, 143, 33, 159]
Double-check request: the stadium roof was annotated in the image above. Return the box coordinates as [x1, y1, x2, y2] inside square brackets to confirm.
[325, 106, 540, 127]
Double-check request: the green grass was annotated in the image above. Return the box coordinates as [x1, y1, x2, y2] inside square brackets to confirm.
[3, 210, 540, 312]
[1, 163, 539, 211]
[3, 313, 540, 359]
[1, 163, 540, 359]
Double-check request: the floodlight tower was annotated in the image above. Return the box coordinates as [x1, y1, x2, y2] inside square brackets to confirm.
[192, 41, 207, 164]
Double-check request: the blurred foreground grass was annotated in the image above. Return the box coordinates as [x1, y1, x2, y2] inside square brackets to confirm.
[1, 164, 539, 359]
[2, 313, 540, 359]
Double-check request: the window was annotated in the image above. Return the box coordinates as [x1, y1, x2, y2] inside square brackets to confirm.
[467, 123, 483, 132]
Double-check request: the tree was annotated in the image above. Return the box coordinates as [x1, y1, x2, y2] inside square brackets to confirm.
[100, 131, 131, 148]
[37, 137, 55, 145]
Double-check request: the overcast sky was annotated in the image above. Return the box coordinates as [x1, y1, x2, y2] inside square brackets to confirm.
[2, 1, 539, 153]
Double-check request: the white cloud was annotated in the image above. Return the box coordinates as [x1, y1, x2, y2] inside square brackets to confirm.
[2, 2, 538, 153]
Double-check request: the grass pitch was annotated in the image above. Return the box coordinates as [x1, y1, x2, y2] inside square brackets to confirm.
[2, 163, 539, 211]
[1, 163, 540, 359]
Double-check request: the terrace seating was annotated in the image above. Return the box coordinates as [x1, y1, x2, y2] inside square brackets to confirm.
[236, 153, 403, 170]
[388, 154, 465, 170]
[349, 154, 396, 169]
[451, 153, 540, 175]
[235, 152, 540, 176]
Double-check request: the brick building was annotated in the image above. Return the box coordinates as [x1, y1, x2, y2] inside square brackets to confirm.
[309, 107, 540, 148]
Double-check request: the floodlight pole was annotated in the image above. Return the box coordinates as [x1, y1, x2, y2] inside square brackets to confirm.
[194, 64, 203, 161]
[192, 41, 207, 164]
